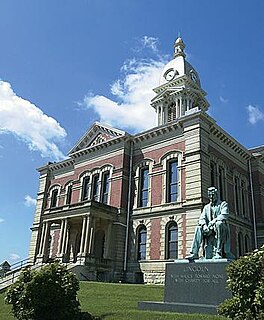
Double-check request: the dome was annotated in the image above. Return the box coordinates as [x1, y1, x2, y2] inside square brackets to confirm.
[159, 37, 201, 87]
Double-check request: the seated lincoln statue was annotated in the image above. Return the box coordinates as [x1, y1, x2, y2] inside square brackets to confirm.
[186, 187, 233, 260]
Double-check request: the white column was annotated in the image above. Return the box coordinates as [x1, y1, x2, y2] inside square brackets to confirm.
[58, 219, 65, 255]
[42, 222, 50, 259]
[161, 105, 164, 124]
[38, 222, 46, 256]
[79, 216, 87, 254]
[83, 215, 91, 255]
[60, 219, 68, 255]
[88, 218, 95, 254]
[179, 98, 182, 116]
[63, 220, 69, 256]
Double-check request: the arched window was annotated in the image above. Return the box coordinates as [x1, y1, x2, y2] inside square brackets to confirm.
[137, 226, 147, 260]
[218, 165, 225, 200]
[66, 184, 72, 205]
[210, 161, 216, 187]
[91, 174, 99, 202]
[101, 171, 110, 204]
[234, 176, 240, 215]
[81, 176, 90, 201]
[133, 159, 153, 208]
[166, 222, 178, 259]
[139, 167, 149, 207]
[167, 160, 178, 203]
[50, 189, 58, 208]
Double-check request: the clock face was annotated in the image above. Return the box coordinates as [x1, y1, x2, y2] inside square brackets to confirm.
[164, 68, 176, 81]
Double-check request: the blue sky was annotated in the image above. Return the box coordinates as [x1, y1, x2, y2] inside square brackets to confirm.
[0, 1, 264, 264]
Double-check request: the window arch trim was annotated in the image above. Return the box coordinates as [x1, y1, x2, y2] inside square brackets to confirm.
[161, 151, 182, 204]
[165, 221, 178, 260]
[136, 225, 147, 261]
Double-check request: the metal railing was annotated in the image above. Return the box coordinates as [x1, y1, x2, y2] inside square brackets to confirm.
[0, 257, 35, 291]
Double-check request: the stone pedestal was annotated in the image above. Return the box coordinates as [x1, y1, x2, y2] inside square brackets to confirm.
[138, 260, 231, 315]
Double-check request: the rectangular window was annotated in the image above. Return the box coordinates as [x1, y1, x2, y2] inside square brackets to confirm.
[167, 160, 178, 203]
[81, 176, 90, 201]
[210, 161, 216, 187]
[234, 177, 240, 214]
[91, 174, 99, 202]
[50, 189, 58, 208]
[138, 228, 147, 260]
[241, 181, 246, 215]
[219, 166, 225, 200]
[139, 168, 149, 207]
[102, 172, 110, 204]
[66, 185, 72, 205]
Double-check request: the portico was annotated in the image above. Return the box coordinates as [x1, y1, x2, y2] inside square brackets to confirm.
[35, 200, 118, 269]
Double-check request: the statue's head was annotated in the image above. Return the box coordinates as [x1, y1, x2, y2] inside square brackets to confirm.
[208, 187, 218, 203]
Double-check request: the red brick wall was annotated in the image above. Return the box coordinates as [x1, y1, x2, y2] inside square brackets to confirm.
[151, 165, 163, 205]
[150, 218, 161, 260]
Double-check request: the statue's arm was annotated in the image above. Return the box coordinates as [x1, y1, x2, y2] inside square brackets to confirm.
[216, 201, 229, 221]
[198, 206, 207, 226]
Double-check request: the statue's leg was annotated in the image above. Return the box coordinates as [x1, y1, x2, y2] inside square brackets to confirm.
[214, 221, 225, 259]
[186, 226, 203, 259]
[204, 233, 215, 259]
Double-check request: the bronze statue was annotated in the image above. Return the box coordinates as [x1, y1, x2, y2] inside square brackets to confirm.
[186, 187, 233, 260]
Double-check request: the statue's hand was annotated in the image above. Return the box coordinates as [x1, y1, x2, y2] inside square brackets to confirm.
[202, 225, 210, 234]
[208, 218, 217, 229]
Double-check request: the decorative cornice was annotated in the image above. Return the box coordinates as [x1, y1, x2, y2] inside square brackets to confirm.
[68, 122, 127, 155]
[70, 134, 131, 159]
[153, 75, 202, 95]
[133, 121, 182, 143]
[209, 124, 251, 160]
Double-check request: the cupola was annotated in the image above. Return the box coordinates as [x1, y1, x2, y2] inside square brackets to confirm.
[151, 37, 209, 126]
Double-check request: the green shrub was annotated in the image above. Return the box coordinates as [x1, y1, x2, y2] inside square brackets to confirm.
[218, 245, 264, 319]
[5, 261, 82, 320]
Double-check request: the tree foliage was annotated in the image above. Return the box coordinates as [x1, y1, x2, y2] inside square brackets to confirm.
[5, 261, 82, 320]
[218, 245, 264, 319]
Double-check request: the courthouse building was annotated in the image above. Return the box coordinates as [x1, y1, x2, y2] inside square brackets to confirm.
[28, 37, 264, 283]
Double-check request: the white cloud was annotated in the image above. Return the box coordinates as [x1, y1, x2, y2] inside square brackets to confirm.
[84, 37, 168, 132]
[219, 96, 229, 103]
[247, 105, 264, 125]
[0, 80, 67, 160]
[0, 218, 4, 223]
[9, 253, 20, 261]
[141, 36, 159, 53]
[24, 195, 37, 207]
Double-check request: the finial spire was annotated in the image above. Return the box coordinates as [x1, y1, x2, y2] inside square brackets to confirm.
[174, 36, 186, 58]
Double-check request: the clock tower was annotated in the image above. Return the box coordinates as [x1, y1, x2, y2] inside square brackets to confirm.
[151, 37, 209, 126]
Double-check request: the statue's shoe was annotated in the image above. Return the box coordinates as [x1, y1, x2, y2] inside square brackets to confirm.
[185, 253, 199, 260]
[212, 253, 222, 259]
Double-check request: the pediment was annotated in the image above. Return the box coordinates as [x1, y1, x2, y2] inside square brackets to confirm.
[68, 122, 126, 155]
[151, 86, 183, 105]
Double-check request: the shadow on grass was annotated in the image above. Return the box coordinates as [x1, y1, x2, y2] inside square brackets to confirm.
[79, 311, 116, 320]
[99, 313, 116, 319]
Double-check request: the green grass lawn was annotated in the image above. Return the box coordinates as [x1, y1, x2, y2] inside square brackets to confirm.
[0, 281, 226, 320]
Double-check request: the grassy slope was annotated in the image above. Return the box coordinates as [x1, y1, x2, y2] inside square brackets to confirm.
[0, 281, 225, 320]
